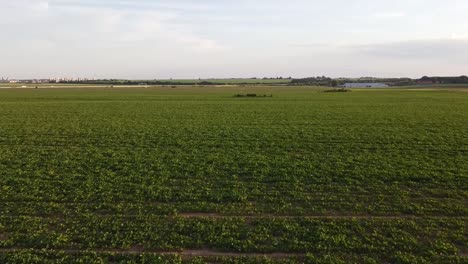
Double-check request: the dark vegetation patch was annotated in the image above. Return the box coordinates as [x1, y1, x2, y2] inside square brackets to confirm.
[234, 94, 273, 97]
[324, 88, 351, 93]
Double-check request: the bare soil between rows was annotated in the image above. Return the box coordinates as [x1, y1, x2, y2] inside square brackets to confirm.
[177, 213, 431, 219]
[0, 248, 305, 258]
[2, 213, 464, 219]
[1, 248, 466, 258]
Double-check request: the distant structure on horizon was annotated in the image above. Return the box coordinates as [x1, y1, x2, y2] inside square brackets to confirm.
[340, 83, 389, 88]
[0, 77, 92, 84]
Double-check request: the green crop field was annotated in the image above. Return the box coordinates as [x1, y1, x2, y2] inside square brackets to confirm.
[0, 86, 466, 263]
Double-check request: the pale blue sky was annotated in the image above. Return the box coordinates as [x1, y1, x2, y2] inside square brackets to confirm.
[1, 0, 468, 79]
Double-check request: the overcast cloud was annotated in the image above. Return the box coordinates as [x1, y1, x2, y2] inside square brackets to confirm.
[1, 0, 467, 79]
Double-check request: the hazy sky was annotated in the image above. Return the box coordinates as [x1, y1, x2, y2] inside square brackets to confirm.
[1, 0, 468, 79]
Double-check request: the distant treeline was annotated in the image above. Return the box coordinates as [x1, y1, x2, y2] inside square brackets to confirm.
[291, 76, 468, 86]
[290, 76, 334, 86]
[419, 76, 468, 84]
[57, 76, 468, 86]
[57, 79, 290, 86]
[59, 80, 217, 85]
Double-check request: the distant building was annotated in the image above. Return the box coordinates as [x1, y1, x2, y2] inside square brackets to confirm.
[340, 83, 389, 88]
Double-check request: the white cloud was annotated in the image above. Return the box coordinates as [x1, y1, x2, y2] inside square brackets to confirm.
[0, 0, 49, 24]
[371, 12, 406, 18]
[0, 0, 224, 52]
[36, 0, 50, 11]
[45, 2, 225, 52]
[450, 33, 468, 40]
[351, 38, 468, 63]
[1, 0, 468, 78]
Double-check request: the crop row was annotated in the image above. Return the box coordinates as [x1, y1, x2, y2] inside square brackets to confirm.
[1, 217, 466, 256]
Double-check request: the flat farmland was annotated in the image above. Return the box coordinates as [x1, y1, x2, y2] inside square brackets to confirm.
[0, 86, 466, 263]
